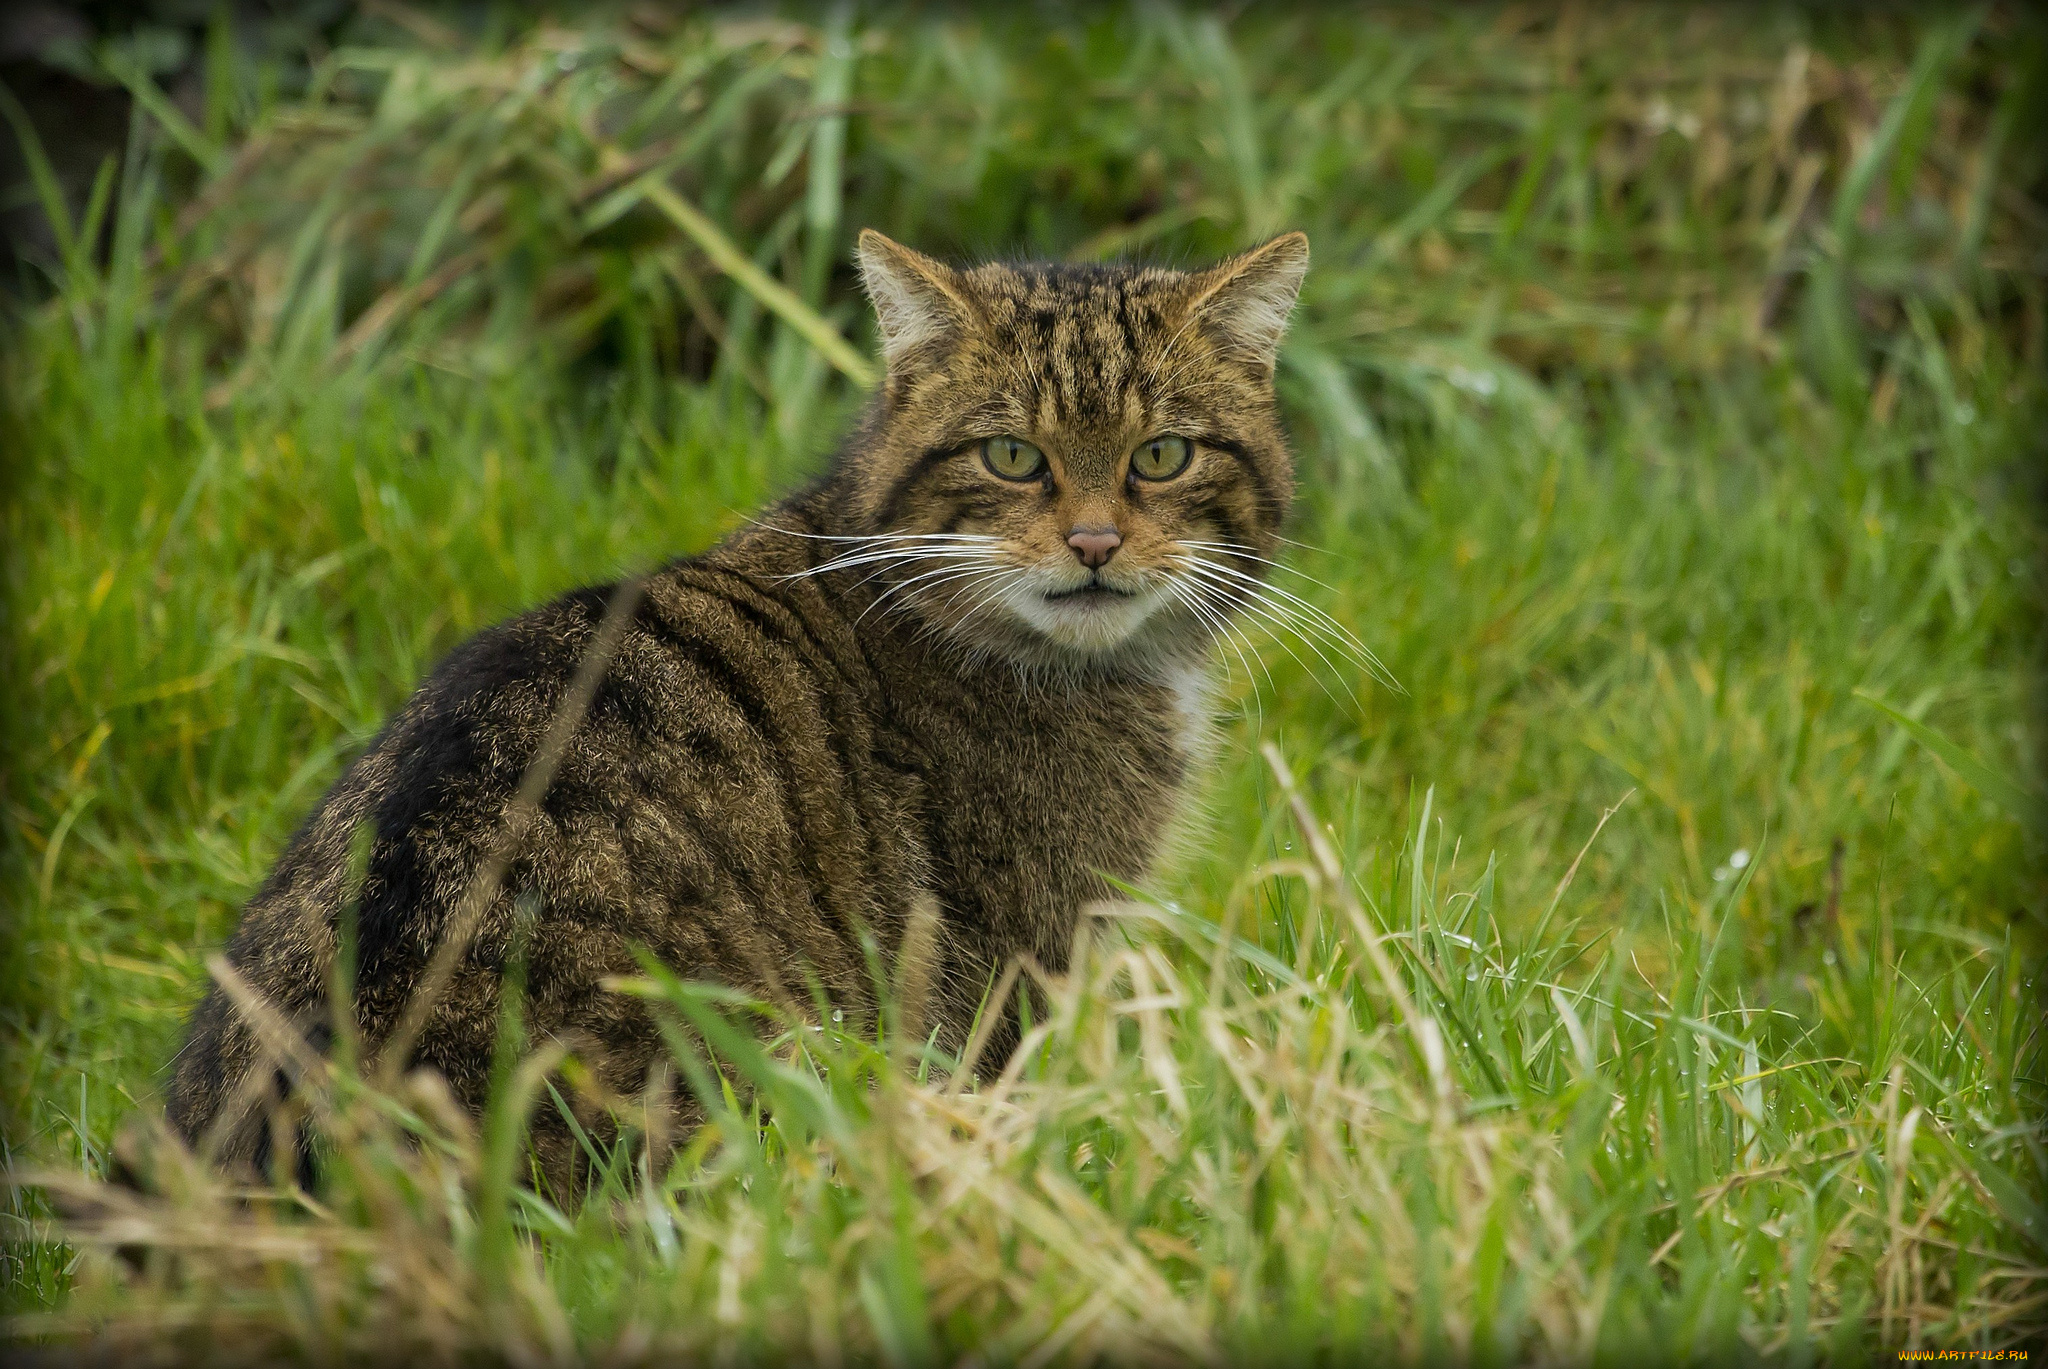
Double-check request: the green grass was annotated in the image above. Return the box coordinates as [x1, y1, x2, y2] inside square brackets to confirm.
[3, 3, 2044, 1361]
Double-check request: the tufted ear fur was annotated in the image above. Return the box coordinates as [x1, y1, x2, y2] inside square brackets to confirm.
[856, 229, 973, 370]
[1184, 231, 1310, 370]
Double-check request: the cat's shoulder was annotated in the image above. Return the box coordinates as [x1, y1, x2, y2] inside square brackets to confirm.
[368, 576, 660, 781]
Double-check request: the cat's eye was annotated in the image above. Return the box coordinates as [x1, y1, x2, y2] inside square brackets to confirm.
[1130, 435, 1193, 481]
[980, 435, 1046, 481]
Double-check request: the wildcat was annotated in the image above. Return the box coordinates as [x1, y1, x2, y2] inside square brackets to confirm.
[164, 229, 1312, 1184]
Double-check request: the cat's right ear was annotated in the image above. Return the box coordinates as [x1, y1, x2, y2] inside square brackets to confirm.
[857, 230, 971, 372]
[1184, 232, 1310, 372]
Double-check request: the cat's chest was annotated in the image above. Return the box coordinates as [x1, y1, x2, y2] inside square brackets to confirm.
[1160, 661, 1219, 769]
[903, 667, 1209, 884]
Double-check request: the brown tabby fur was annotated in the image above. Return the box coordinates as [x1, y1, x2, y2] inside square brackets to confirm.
[165, 230, 1311, 1188]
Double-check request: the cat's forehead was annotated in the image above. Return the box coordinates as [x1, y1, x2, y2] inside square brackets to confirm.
[946, 262, 1198, 428]
[958, 261, 1186, 326]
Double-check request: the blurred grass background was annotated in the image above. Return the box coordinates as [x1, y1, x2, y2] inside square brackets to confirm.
[1, 1, 2044, 1359]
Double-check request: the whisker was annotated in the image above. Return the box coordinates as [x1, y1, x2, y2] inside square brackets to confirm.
[1177, 539, 1354, 597]
[800, 549, 988, 575]
[1187, 587, 1276, 731]
[805, 548, 998, 578]
[892, 567, 1022, 621]
[942, 565, 1040, 635]
[1174, 555, 1397, 689]
[936, 572, 1025, 629]
[838, 555, 1003, 601]
[1166, 578, 1267, 701]
[1272, 533, 1345, 559]
[782, 544, 1002, 582]
[1176, 545, 1396, 689]
[1210, 585, 1381, 689]
[912, 572, 1027, 645]
[1178, 570, 1354, 708]
[1177, 549, 1371, 644]
[857, 562, 1012, 625]
[1159, 579, 1241, 704]
[1192, 531, 1351, 561]
[951, 566, 1034, 620]
[1172, 561, 1371, 703]
[752, 521, 1002, 546]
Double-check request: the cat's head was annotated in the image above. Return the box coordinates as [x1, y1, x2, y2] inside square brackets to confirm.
[824, 229, 1309, 673]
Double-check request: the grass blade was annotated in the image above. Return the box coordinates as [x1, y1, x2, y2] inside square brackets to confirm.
[631, 177, 876, 387]
[101, 51, 225, 176]
[1855, 689, 2041, 833]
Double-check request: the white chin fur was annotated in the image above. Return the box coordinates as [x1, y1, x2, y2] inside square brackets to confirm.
[999, 579, 1173, 654]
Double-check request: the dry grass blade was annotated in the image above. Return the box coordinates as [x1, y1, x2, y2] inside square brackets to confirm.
[637, 178, 877, 387]
[1260, 741, 1424, 1046]
[376, 575, 645, 1083]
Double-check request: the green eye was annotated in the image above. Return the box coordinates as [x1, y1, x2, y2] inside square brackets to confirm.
[980, 435, 1047, 481]
[1130, 435, 1193, 481]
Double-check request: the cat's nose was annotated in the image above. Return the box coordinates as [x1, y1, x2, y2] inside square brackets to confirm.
[1066, 525, 1122, 568]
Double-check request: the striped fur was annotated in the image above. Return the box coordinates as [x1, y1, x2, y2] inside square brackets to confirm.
[165, 232, 1310, 1187]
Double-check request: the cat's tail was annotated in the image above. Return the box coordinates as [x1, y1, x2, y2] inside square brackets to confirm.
[163, 981, 268, 1169]
[41, 974, 311, 1274]
[164, 960, 331, 1187]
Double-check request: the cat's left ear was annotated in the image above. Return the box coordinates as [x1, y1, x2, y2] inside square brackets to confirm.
[1186, 232, 1310, 370]
[856, 229, 973, 371]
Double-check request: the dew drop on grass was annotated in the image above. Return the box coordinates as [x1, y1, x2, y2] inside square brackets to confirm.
[1728, 849, 1750, 870]
[831, 1008, 844, 1024]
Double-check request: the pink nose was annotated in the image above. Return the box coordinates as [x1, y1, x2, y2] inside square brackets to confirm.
[1067, 526, 1122, 568]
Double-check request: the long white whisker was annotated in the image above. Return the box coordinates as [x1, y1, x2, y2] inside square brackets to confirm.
[1273, 533, 1342, 558]
[1197, 593, 1274, 731]
[931, 568, 1022, 621]
[1204, 584, 1377, 690]
[1162, 579, 1252, 725]
[785, 544, 1002, 582]
[753, 521, 1001, 546]
[950, 570, 1035, 632]
[1187, 535, 1333, 561]
[802, 541, 987, 569]
[1172, 563, 1365, 705]
[1175, 574, 1304, 707]
[1174, 555, 1397, 689]
[858, 562, 1011, 625]
[1178, 539, 1354, 597]
[806, 537, 1002, 564]
[842, 556, 1006, 602]
[1166, 577, 1265, 702]
[808, 548, 997, 577]
[1178, 554, 1378, 659]
[873, 564, 1020, 626]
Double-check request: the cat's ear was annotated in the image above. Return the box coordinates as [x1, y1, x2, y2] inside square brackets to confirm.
[1186, 232, 1310, 370]
[856, 230, 971, 370]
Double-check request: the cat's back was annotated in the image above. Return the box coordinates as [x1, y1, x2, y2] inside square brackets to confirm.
[355, 528, 932, 991]
[167, 530, 929, 1155]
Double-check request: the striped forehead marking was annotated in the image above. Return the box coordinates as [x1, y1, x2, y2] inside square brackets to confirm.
[985, 272, 1151, 432]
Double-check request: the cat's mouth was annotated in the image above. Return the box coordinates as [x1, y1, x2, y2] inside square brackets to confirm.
[1041, 578, 1135, 603]
[996, 568, 1174, 656]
